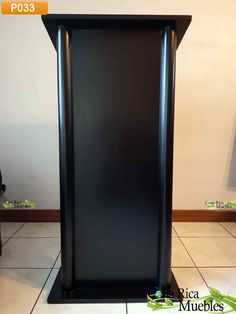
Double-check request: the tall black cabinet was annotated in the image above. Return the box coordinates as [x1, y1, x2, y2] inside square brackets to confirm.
[42, 14, 191, 303]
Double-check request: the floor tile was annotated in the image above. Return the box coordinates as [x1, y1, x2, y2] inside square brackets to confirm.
[0, 238, 60, 268]
[0, 268, 49, 314]
[1, 222, 24, 237]
[182, 238, 236, 267]
[54, 253, 61, 268]
[172, 268, 209, 297]
[127, 302, 157, 314]
[14, 223, 60, 238]
[172, 228, 178, 237]
[173, 222, 231, 237]
[32, 269, 126, 314]
[199, 267, 236, 295]
[172, 238, 195, 267]
[220, 222, 236, 237]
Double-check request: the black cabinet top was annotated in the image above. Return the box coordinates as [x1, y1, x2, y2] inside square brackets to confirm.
[42, 14, 191, 49]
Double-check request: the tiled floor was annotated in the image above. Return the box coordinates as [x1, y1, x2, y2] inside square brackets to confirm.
[0, 222, 235, 314]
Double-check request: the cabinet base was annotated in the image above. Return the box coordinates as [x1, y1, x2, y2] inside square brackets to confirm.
[48, 269, 182, 303]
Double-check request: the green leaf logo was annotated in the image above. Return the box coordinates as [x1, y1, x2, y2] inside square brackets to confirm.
[209, 287, 222, 298]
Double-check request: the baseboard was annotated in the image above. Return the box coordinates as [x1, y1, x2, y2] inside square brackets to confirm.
[172, 209, 236, 222]
[0, 210, 60, 222]
[0, 209, 235, 222]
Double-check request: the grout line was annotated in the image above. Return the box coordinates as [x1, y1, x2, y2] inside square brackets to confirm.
[2, 222, 26, 248]
[198, 266, 236, 270]
[172, 266, 236, 269]
[9, 234, 234, 239]
[2, 265, 235, 270]
[219, 222, 236, 238]
[172, 222, 233, 239]
[172, 223, 179, 237]
[10, 222, 26, 235]
[12, 237, 60, 239]
[197, 267, 209, 288]
[1, 238, 11, 247]
[177, 236, 232, 238]
[30, 251, 61, 314]
[0, 267, 53, 269]
[53, 251, 61, 269]
[175, 233, 209, 289]
[172, 266, 197, 269]
[126, 302, 128, 314]
[172, 225, 178, 237]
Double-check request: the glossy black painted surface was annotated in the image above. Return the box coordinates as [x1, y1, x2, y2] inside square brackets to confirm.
[157, 27, 177, 290]
[57, 26, 75, 293]
[42, 14, 191, 49]
[48, 269, 182, 303]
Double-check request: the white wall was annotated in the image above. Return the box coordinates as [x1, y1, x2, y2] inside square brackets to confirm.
[0, 0, 236, 209]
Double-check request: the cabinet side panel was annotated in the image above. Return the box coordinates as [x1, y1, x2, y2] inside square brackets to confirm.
[72, 29, 161, 284]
